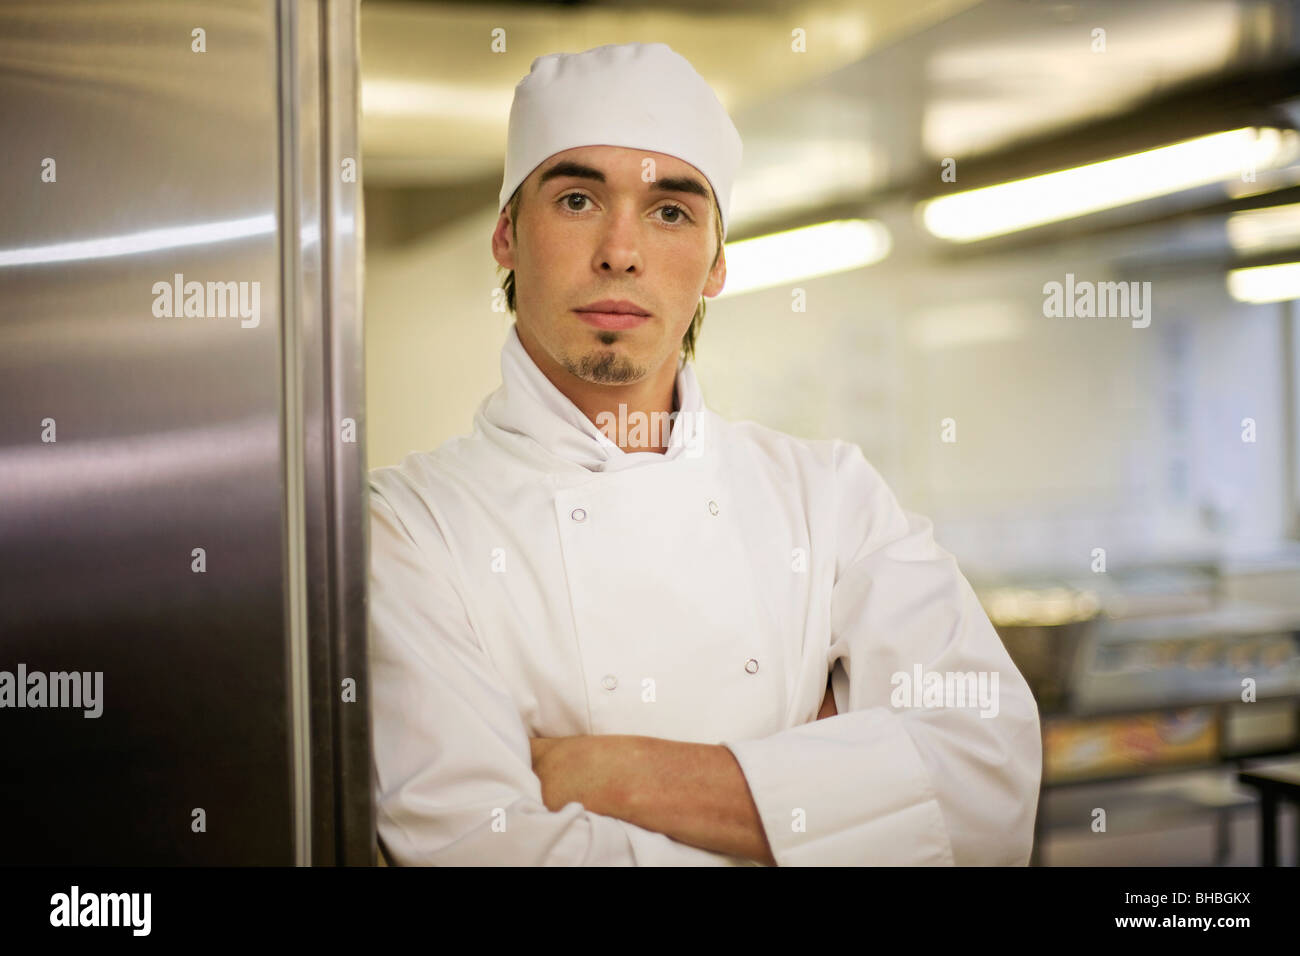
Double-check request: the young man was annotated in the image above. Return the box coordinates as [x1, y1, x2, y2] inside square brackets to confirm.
[368, 42, 1042, 866]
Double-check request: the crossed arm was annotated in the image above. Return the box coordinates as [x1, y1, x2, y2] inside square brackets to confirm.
[528, 674, 838, 867]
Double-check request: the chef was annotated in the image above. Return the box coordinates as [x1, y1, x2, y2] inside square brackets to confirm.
[368, 41, 1042, 866]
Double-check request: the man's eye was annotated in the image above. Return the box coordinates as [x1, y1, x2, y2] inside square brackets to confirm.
[659, 204, 691, 224]
[557, 194, 690, 222]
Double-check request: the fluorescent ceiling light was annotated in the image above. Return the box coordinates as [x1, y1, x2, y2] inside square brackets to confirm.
[920, 127, 1300, 243]
[1226, 202, 1300, 255]
[716, 219, 891, 299]
[1227, 261, 1300, 303]
[1224, 163, 1300, 199]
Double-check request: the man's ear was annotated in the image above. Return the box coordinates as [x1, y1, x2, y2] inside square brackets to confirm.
[491, 210, 516, 271]
[702, 244, 726, 298]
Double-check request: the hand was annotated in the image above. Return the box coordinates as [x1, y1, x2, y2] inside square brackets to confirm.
[528, 734, 777, 864]
[529, 734, 631, 815]
[816, 674, 837, 720]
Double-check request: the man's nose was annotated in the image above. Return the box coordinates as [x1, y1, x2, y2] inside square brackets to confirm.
[593, 208, 642, 273]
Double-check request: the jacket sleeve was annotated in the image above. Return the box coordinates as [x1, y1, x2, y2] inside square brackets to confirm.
[721, 441, 1042, 866]
[369, 483, 753, 866]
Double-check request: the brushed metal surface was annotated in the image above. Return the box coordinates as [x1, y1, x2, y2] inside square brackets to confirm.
[318, 0, 373, 868]
[0, 0, 368, 865]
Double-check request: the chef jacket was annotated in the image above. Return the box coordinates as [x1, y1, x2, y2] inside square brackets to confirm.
[368, 322, 1042, 866]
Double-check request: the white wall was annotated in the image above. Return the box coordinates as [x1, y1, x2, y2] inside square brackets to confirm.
[365, 208, 514, 470]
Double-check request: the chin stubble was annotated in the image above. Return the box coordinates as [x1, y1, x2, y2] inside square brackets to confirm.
[562, 333, 646, 385]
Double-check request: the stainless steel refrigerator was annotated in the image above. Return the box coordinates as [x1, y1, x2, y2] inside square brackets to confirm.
[0, 0, 371, 865]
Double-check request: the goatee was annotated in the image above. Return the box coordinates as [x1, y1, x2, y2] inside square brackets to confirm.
[565, 340, 645, 384]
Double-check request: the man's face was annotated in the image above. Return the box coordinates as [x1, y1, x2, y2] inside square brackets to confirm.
[491, 145, 726, 386]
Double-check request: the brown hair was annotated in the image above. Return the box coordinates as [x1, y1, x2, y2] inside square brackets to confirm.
[497, 185, 724, 363]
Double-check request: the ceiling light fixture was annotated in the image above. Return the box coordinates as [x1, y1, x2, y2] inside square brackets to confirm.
[920, 127, 1299, 243]
[716, 219, 892, 298]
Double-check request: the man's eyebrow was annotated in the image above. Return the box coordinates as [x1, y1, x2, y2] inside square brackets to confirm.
[537, 161, 604, 189]
[536, 161, 710, 202]
[649, 176, 710, 201]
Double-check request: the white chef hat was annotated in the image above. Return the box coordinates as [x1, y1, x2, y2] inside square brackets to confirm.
[499, 42, 743, 240]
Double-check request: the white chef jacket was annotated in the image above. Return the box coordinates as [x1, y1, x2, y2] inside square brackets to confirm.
[368, 322, 1042, 866]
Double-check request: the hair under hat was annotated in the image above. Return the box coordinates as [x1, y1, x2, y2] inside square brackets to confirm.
[499, 42, 743, 240]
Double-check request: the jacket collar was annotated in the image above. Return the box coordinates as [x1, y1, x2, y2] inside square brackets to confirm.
[476, 322, 708, 473]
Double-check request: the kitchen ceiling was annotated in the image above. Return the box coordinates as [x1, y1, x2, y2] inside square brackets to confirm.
[361, 0, 1299, 243]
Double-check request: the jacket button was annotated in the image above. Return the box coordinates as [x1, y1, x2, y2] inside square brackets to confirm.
[707, 499, 719, 515]
[744, 658, 759, 674]
[601, 674, 618, 690]
[571, 507, 587, 522]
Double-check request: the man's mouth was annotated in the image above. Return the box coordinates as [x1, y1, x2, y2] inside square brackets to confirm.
[574, 299, 651, 331]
